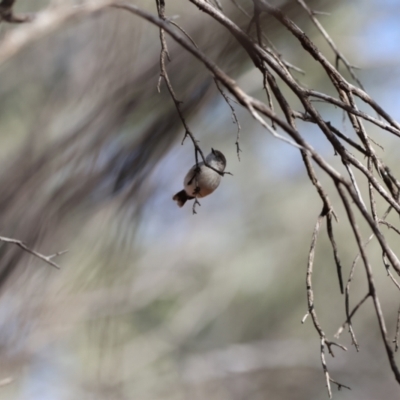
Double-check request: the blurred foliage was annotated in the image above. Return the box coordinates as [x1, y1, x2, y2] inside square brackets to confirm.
[0, 0, 399, 399]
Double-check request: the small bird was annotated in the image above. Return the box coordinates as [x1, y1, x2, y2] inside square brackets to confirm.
[173, 149, 227, 207]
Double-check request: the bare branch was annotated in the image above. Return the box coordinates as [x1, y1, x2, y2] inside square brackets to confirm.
[335, 292, 370, 339]
[111, 0, 400, 389]
[304, 212, 348, 397]
[337, 183, 400, 382]
[0, 236, 65, 269]
[395, 304, 400, 352]
[295, 0, 364, 88]
[326, 212, 343, 294]
[214, 78, 242, 160]
[0, 0, 118, 65]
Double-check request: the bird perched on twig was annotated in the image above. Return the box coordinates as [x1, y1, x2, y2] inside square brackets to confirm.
[173, 149, 226, 208]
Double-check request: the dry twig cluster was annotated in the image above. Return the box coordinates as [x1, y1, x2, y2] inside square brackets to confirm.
[111, 2, 400, 395]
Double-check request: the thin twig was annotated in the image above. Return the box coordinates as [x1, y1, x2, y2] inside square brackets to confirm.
[382, 252, 400, 291]
[329, 378, 351, 391]
[320, 338, 332, 398]
[214, 78, 242, 160]
[304, 212, 348, 398]
[326, 212, 343, 294]
[169, 20, 199, 49]
[230, 0, 305, 76]
[335, 292, 370, 340]
[295, 0, 364, 89]
[154, 0, 230, 183]
[0, 236, 66, 269]
[337, 183, 400, 382]
[379, 220, 400, 236]
[394, 304, 400, 352]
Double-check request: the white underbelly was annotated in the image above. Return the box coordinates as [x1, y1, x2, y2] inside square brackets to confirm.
[184, 166, 221, 198]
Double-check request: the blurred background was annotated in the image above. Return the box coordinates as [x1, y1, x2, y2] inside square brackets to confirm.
[0, 0, 400, 399]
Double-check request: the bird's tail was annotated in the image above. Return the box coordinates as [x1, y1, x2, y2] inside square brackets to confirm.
[173, 190, 192, 207]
